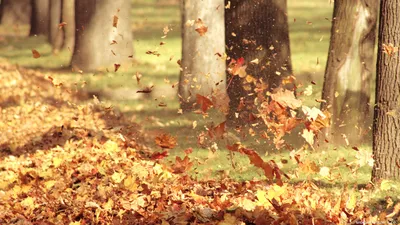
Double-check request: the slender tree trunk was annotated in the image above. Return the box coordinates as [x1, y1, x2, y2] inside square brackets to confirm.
[320, 0, 378, 145]
[178, 0, 226, 111]
[49, 0, 64, 53]
[0, 0, 31, 25]
[30, 0, 49, 36]
[372, 0, 400, 182]
[225, 0, 292, 128]
[61, 0, 75, 51]
[71, 0, 134, 72]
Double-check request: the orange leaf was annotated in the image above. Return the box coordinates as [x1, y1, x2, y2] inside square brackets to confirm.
[172, 156, 193, 173]
[151, 150, 169, 160]
[58, 22, 67, 29]
[195, 18, 208, 36]
[208, 121, 226, 139]
[155, 133, 177, 149]
[32, 49, 41, 58]
[196, 94, 213, 113]
[113, 15, 119, 28]
[271, 88, 302, 109]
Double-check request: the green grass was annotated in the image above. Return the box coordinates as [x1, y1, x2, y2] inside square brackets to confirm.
[2, 0, 397, 204]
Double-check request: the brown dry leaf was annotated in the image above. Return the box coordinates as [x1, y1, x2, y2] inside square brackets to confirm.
[382, 43, 398, 56]
[136, 86, 153, 93]
[113, 15, 119, 28]
[155, 133, 177, 149]
[172, 156, 193, 173]
[271, 88, 302, 109]
[195, 18, 208, 36]
[196, 94, 213, 113]
[58, 22, 67, 29]
[32, 49, 41, 58]
[114, 64, 121, 72]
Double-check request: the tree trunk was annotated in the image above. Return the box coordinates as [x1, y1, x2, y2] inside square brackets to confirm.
[61, 0, 75, 51]
[320, 0, 378, 145]
[30, 0, 49, 36]
[371, 0, 400, 182]
[71, 0, 134, 72]
[49, 0, 64, 53]
[0, 0, 31, 25]
[178, 0, 226, 111]
[225, 0, 292, 128]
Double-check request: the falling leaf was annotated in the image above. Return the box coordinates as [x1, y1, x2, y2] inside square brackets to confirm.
[137, 86, 153, 93]
[155, 133, 177, 149]
[225, 1, 231, 9]
[195, 18, 208, 36]
[192, 121, 197, 129]
[196, 94, 213, 113]
[172, 156, 193, 173]
[302, 129, 314, 146]
[114, 64, 121, 72]
[58, 22, 67, 29]
[271, 88, 302, 109]
[151, 150, 169, 160]
[32, 49, 41, 58]
[304, 85, 313, 96]
[113, 15, 119, 27]
[319, 167, 330, 177]
[250, 58, 259, 64]
[134, 72, 142, 85]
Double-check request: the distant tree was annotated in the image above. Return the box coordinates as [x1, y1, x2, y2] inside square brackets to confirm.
[178, 0, 226, 111]
[62, 0, 75, 50]
[371, 0, 400, 182]
[0, 0, 31, 25]
[48, 0, 63, 52]
[225, 0, 293, 128]
[30, 0, 49, 36]
[71, 0, 133, 72]
[320, 0, 378, 145]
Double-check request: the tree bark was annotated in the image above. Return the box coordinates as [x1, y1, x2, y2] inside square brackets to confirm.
[61, 0, 75, 51]
[225, 0, 293, 128]
[0, 0, 31, 25]
[71, 0, 134, 72]
[48, 0, 64, 53]
[30, 0, 49, 36]
[178, 0, 226, 111]
[320, 0, 378, 145]
[371, 0, 400, 182]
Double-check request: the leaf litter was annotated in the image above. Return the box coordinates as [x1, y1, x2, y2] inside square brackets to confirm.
[0, 64, 398, 224]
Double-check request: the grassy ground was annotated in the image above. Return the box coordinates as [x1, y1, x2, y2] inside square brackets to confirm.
[1, 0, 397, 205]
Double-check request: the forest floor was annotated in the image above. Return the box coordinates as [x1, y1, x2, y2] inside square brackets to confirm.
[1, 0, 399, 224]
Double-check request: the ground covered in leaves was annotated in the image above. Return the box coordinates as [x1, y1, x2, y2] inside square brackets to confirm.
[0, 64, 399, 224]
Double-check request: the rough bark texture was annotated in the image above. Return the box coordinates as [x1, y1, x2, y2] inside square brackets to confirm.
[372, 0, 400, 182]
[61, 0, 75, 51]
[178, 0, 226, 111]
[71, 0, 134, 72]
[320, 0, 378, 145]
[30, 0, 49, 36]
[49, 0, 64, 52]
[225, 0, 292, 128]
[0, 0, 31, 25]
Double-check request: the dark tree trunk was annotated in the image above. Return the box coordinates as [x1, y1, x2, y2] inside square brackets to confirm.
[71, 0, 134, 72]
[0, 0, 31, 25]
[61, 0, 75, 51]
[30, 0, 49, 36]
[320, 0, 378, 145]
[49, 0, 64, 53]
[372, 0, 400, 182]
[225, 0, 292, 128]
[178, 0, 226, 111]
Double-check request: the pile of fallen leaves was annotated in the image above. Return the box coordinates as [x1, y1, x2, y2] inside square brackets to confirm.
[0, 65, 399, 224]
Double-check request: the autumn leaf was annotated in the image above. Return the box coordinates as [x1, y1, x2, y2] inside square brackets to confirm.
[196, 94, 213, 113]
[136, 86, 153, 93]
[58, 22, 67, 29]
[32, 49, 41, 58]
[113, 15, 119, 27]
[271, 88, 302, 109]
[172, 156, 193, 173]
[301, 129, 314, 146]
[195, 18, 208, 36]
[382, 43, 398, 56]
[155, 133, 177, 149]
[228, 57, 247, 78]
[114, 64, 121, 72]
[151, 150, 169, 160]
[208, 121, 226, 139]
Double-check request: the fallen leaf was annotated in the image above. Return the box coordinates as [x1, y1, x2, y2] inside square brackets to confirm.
[155, 133, 177, 149]
[196, 94, 213, 113]
[195, 18, 208, 36]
